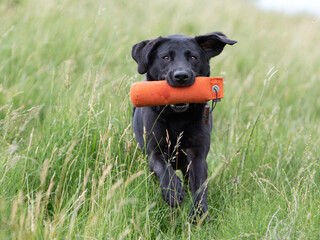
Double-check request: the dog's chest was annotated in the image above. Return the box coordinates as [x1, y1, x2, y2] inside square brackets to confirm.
[164, 119, 201, 149]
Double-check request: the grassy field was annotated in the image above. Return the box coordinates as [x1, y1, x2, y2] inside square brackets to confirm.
[1, 0, 320, 239]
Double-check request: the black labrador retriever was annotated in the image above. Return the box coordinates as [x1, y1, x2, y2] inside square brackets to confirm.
[131, 32, 236, 219]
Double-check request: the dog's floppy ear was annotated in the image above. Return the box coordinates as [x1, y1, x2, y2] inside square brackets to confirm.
[131, 37, 163, 74]
[195, 32, 237, 59]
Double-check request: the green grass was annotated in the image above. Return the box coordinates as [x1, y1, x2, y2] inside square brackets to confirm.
[1, 0, 320, 239]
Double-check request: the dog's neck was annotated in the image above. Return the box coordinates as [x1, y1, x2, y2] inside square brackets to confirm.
[150, 103, 206, 120]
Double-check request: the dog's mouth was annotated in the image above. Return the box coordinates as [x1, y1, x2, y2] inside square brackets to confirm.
[170, 103, 189, 113]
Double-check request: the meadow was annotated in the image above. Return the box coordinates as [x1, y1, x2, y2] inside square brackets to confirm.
[0, 0, 319, 239]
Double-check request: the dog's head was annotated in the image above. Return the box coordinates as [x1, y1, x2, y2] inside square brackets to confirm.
[132, 32, 236, 112]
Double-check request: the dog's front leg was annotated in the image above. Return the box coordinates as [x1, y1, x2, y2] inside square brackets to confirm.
[149, 152, 185, 207]
[186, 148, 209, 219]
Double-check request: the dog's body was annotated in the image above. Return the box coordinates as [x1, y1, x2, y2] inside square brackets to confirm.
[131, 33, 236, 218]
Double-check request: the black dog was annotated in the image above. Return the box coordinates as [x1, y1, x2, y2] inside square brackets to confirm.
[131, 32, 236, 219]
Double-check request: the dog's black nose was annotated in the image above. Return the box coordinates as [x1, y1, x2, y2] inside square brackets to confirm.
[173, 71, 190, 82]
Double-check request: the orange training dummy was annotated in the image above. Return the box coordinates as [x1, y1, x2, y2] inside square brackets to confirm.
[130, 77, 223, 107]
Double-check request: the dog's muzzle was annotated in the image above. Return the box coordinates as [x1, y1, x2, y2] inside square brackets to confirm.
[166, 70, 195, 87]
[170, 103, 189, 112]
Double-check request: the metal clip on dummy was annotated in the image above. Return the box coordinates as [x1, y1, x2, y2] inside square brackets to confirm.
[210, 85, 221, 113]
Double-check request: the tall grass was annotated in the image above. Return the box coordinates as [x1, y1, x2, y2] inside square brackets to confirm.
[0, 0, 319, 239]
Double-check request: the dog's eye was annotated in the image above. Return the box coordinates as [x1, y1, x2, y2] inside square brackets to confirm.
[163, 56, 170, 61]
[191, 56, 197, 61]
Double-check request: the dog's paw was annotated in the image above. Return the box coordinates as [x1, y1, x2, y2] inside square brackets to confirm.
[188, 202, 209, 224]
[161, 177, 185, 208]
